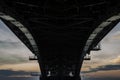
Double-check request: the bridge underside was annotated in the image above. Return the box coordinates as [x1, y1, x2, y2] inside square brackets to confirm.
[0, 0, 120, 80]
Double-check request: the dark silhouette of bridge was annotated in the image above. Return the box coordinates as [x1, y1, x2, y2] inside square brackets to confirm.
[0, 0, 120, 80]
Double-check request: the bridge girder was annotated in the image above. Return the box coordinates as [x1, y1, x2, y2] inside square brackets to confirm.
[0, 0, 120, 80]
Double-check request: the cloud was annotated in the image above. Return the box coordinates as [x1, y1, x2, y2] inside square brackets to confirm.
[0, 62, 40, 72]
[0, 20, 34, 65]
[82, 64, 120, 73]
[0, 40, 32, 65]
[81, 21, 120, 80]
[0, 53, 29, 65]
[111, 56, 120, 64]
[0, 70, 30, 77]
[0, 20, 19, 42]
[0, 40, 24, 49]
[82, 70, 120, 80]
[111, 31, 120, 40]
[0, 69, 41, 80]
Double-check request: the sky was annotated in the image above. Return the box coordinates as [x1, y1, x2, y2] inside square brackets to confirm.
[0, 19, 119, 80]
[81, 23, 120, 80]
[0, 20, 40, 80]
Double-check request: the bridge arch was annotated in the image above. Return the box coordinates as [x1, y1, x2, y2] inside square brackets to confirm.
[83, 13, 120, 56]
[0, 12, 39, 55]
[0, 1, 120, 80]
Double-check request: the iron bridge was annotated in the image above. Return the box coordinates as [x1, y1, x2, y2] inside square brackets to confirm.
[0, 0, 120, 80]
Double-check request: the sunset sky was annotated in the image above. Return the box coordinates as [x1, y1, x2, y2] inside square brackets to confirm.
[0, 20, 40, 80]
[81, 23, 120, 80]
[0, 20, 119, 80]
